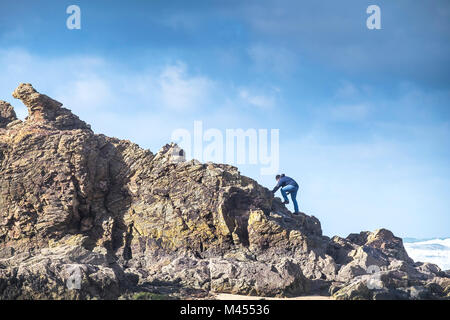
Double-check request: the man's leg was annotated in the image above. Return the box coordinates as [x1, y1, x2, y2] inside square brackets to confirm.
[290, 187, 299, 213]
[280, 187, 289, 203]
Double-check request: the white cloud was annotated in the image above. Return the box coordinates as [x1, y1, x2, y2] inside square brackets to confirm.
[159, 62, 215, 111]
[0, 48, 217, 115]
[238, 87, 278, 109]
[0, 48, 256, 151]
[54, 77, 113, 111]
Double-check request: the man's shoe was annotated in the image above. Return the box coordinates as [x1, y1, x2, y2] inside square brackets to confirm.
[282, 200, 289, 205]
[293, 211, 300, 215]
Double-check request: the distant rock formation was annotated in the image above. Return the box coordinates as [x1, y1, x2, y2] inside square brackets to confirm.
[0, 84, 448, 300]
[0, 101, 17, 128]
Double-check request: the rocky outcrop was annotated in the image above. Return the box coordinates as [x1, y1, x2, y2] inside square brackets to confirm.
[0, 84, 448, 300]
[11, 83, 91, 131]
[0, 101, 18, 128]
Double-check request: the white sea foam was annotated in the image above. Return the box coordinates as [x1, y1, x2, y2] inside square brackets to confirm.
[404, 238, 450, 271]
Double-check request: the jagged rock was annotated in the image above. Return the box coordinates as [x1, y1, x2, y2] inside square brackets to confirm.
[209, 257, 309, 296]
[0, 101, 17, 128]
[0, 244, 126, 299]
[12, 83, 91, 130]
[0, 84, 449, 300]
[332, 268, 438, 300]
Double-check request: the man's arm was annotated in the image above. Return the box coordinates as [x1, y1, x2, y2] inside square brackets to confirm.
[272, 180, 282, 193]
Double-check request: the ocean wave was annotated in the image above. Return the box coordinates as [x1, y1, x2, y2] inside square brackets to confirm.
[404, 238, 450, 271]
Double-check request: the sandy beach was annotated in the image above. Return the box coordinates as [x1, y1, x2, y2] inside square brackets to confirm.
[214, 293, 332, 300]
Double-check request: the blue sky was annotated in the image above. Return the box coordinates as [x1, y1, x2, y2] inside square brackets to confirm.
[1, 0, 449, 239]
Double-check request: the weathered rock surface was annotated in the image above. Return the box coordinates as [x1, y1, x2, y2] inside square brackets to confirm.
[0, 101, 18, 128]
[0, 84, 448, 300]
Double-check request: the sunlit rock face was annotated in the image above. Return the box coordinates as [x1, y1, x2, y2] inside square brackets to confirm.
[0, 84, 448, 300]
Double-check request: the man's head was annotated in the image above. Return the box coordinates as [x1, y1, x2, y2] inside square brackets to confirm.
[275, 174, 285, 181]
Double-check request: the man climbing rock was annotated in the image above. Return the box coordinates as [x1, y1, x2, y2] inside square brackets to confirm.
[272, 174, 299, 214]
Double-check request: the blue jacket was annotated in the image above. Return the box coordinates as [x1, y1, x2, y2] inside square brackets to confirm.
[272, 176, 299, 193]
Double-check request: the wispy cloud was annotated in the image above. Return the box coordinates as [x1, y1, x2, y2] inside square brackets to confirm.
[238, 86, 279, 109]
[158, 62, 215, 111]
[56, 76, 113, 111]
[0, 48, 268, 148]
